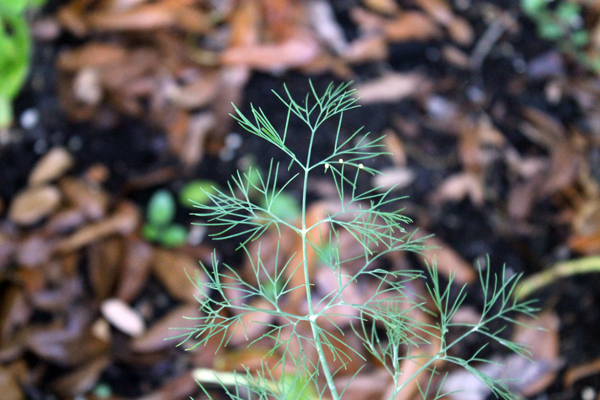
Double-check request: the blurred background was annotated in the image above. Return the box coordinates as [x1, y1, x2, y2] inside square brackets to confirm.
[1, 0, 600, 399]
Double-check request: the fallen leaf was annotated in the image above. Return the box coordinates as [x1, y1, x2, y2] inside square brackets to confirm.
[51, 356, 110, 397]
[132, 304, 200, 352]
[28, 147, 74, 186]
[355, 73, 426, 104]
[384, 11, 442, 42]
[115, 238, 153, 303]
[8, 185, 62, 226]
[0, 366, 24, 400]
[220, 32, 321, 72]
[152, 249, 206, 303]
[420, 234, 476, 284]
[55, 202, 140, 253]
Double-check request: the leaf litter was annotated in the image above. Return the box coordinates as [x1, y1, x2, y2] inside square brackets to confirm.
[1, 0, 599, 398]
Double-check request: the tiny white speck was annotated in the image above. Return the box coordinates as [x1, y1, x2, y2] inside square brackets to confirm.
[325, 163, 329, 169]
[359, 164, 364, 169]
[338, 159, 343, 163]
[308, 314, 318, 322]
[20, 108, 39, 129]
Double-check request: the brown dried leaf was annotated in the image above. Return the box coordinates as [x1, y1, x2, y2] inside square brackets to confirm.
[430, 172, 485, 206]
[136, 372, 199, 400]
[28, 147, 74, 186]
[8, 185, 62, 226]
[228, 0, 260, 47]
[59, 177, 110, 220]
[362, 0, 399, 14]
[221, 32, 321, 72]
[25, 325, 109, 366]
[55, 202, 140, 253]
[341, 35, 388, 64]
[355, 73, 426, 105]
[384, 11, 442, 42]
[228, 299, 275, 346]
[88, 238, 124, 301]
[51, 356, 110, 398]
[58, 43, 127, 72]
[152, 249, 205, 303]
[420, 235, 476, 284]
[43, 207, 87, 234]
[132, 304, 200, 352]
[86, 3, 178, 31]
[115, 238, 153, 303]
[0, 366, 24, 400]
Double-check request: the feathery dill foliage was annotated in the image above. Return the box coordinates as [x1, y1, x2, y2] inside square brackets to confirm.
[170, 82, 537, 400]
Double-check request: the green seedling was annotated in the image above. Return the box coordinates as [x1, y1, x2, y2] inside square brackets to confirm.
[0, 0, 46, 128]
[180, 180, 220, 208]
[143, 189, 187, 248]
[171, 82, 537, 400]
[522, 0, 600, 73]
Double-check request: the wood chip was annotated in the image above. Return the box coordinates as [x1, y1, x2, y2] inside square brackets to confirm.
[55, 202, 140, 253]
[8, 185, 62, 226]
[152, 249, 206, 303]
[28, 147, 74, 186]
[132, 304, 200, 352]
[355, 73, 426, 104]
[0, 365, 24, 400]
[100, 298, 145, 337]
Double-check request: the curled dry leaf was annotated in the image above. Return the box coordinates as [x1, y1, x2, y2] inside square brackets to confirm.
[355, 73, 426, 104]
[443, 311, 562, 399]
[51, 356, 110, 398]
[28, 147, 74, 186]
[0, 365, 24, 400]
[136, 372, 199, 400]
[43, 207, 87, 234]
[132, 304, 201, 352]
[24, 325, 109, 366]
[429, 172, 485, 207]
[88, 238, 123, 301]
[341, 35, 388, 64]
[55, 202, 140, 253]
[0, 233, 16, 274]
[228, 298, 275, 346]
[420, 234, 476, 284]
[60, 178, 110, 220]
[58, 43, 127, 72]
[152, 249, 206, 303]
[220, 31, 321, 72]
[100, 298, 145, 337]
[8, 185, 62, 226]
[86, 3, 178, 31]
[384, 11, 442, 42]
[115, 238, 153, 303]
[363, 0, 400, 14]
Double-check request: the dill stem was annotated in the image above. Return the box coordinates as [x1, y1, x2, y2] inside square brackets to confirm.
[302, 129, 340, 400]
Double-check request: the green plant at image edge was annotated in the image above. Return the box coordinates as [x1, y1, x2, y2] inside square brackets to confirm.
[0, 0, 46, 128]
[143, 189, 187, 248]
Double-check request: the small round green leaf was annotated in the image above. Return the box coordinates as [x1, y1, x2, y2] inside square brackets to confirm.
[147, 189, 175, 226]
[261, 191, 300, 223]
[179, 180, 219, 208]
[160, 224, 188, 248]
[141, 223, 161, 241]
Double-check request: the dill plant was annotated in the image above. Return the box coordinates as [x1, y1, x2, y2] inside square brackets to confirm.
[172, 82, 537, 400]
